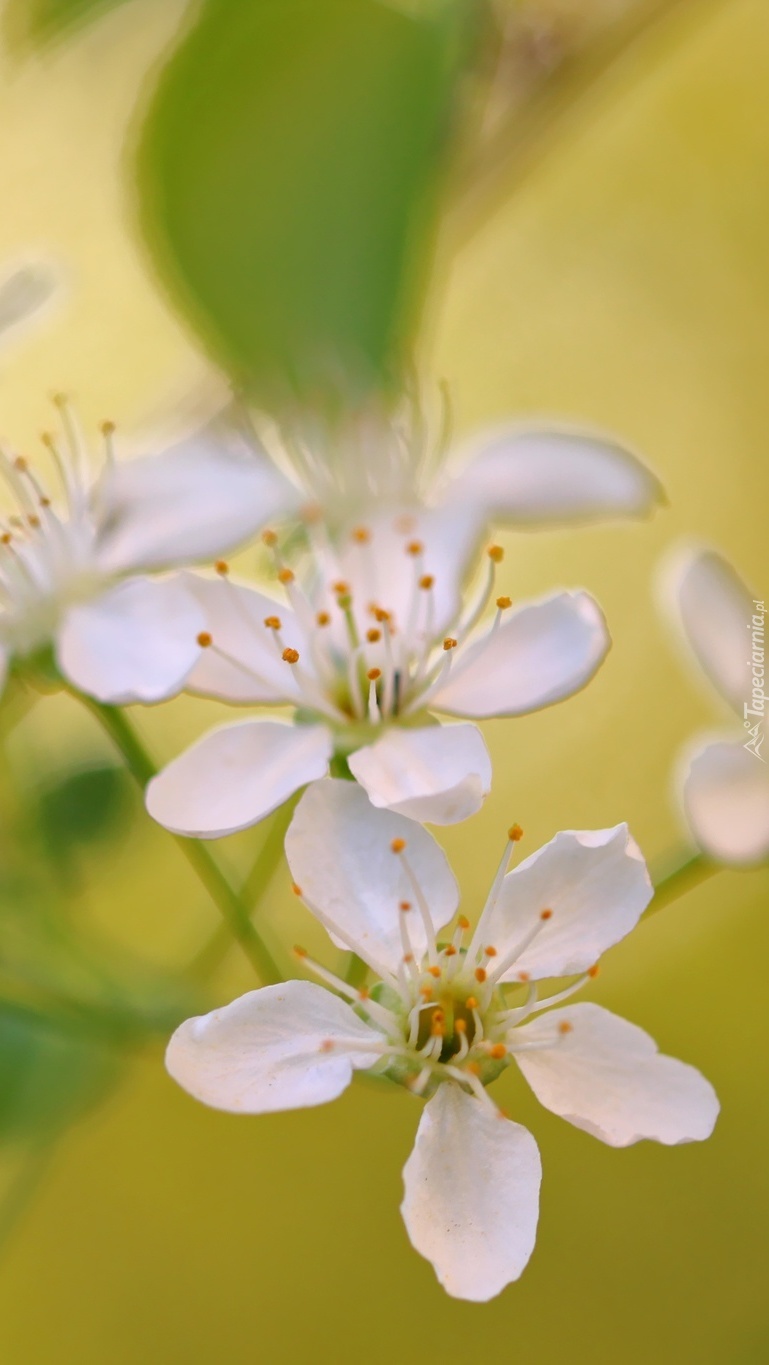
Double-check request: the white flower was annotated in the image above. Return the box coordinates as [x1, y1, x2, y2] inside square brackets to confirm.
[250, 395, 664, 541]
[0, 405, 296, 704]
[145, 521, 610, 833]
[0, 258, 60, 351]
[166, 780, 719, 1302]
[662, 545, 769, 864]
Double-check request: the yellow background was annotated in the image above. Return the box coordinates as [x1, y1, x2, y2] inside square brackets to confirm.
[0, 1, 767, 1360]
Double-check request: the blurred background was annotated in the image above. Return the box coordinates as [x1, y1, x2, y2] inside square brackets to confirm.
[0, 0, 767, 1361]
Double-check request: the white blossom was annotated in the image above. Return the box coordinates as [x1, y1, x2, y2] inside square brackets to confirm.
[166, 780, 718, 1301]
[146, 520, 610, 833]
[662, 545, 769, 864]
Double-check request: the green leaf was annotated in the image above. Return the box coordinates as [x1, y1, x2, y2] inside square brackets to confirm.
[34, 760, 131, 860]
[0, 1004, 118, 1144]
[138, 0, 468, 404]
[3, 0, 135, 47]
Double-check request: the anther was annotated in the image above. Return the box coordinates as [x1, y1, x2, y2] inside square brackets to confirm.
[14, 456, 28, 472]
[358, 987, 370, 1000]
[319, 1040, 335, 1053]
[40, 496, 51, 507]
[291, 884, 303, 897]
[197, 632, 213, 648]
[540, 909, 553, 921]
[316, 612, 331, 627]
[418, 574, 434, 590]
[487, 545, 504, 562]
[278, 567, 294, 585]
[508, 824, 524, 841]
[366, 668, 381, 681]
[215, 560, 229, 576]
[27, 514, 40, 528]
[474, 967, 487, 983]
[455, 1019, 467, 1034]
[444, 944, 457, 957]
[1, 532, 12, 544]
[489, 1043, 507, 1060]
[517, 971, 530, 982]
[264, 616, 282, 630]
[282, 647, 300, 664]
[484, 946, 497, 958]
[443, 637, 457, 650]
[558, 1021, 573, 1035]
[293, 945, 308, 958]
[427, 965, 441, 979]
[587, 964, 600, 978]
[352, 527, 371, 544]
[366, 628, 381, 643]
[465, 996, 478, 1010]
[457, 915, 470, 931]
[262, 530, 277, 546]
[399, 900, 412, 911]
[420, 986, 433, 1001]
[391, 838, 406, 854]
[100, 419, 116, 436]
[406, 540, 423, 556]
[466, 1062, 481, 1077]
[332, 580, 349, 596]
[496, 596, 512, 609]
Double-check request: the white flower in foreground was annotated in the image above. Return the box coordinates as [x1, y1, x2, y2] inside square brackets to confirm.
[167, 781, 718, 1301]
[662, 545, 769, 865]
[146, 523, 610, 833]
[0, 402, 295, 704]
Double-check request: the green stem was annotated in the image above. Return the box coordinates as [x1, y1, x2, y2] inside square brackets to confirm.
[646, 851, 721, 919]
[78, 697, 283, 985]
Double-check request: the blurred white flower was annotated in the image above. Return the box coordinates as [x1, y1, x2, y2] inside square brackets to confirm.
[0, 258, 61, 351]
[145, 521, 609, 833]
[0, 404, 295, 704]
[166, 780, 718, 1302]
[662, 545, 769, 865]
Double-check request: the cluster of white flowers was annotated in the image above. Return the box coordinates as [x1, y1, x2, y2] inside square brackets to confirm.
[1, 370, 731, 1299]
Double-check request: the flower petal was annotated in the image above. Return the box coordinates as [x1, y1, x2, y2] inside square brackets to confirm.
[401, 1084, 541, 1301]
[93, 425, 300, 575]
[514, 1003, 719, 1147]
[442, 427, 663, 526]
[166, 980, 383, 1114]
[146, 720, 332, 838]
[665, 545, 757, 713]
[483, 826, 652, 982]
[181, 573, 304, 704]
[285, 778, 459, 978]
[681, 736, 769, 865]
[348, 723, 491, 825]
[431, 591, 610, 718]
[55, 576, 204, 704]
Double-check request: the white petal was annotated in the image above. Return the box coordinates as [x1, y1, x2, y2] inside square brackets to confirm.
[93, 425, 300, 575]
[332, 504, 482, 641]
[181, 573, 304, 704]
[681, 736, 769, 865]
[285, 778, 459, 978]
[0, 259, 60, 344]
[401, 1084, 541, 1301]
[442, 427, 663, 526]
[166, 980, 382, 1114]
[146, 720, 332, 838]
[665, 545, 757, 713]
[55, 576, 204, 704]
[484, 826, 652, 982]
[514, 1003, 719, 1147]
[348, 723, 491, 825]
[431, 591, 610, 718]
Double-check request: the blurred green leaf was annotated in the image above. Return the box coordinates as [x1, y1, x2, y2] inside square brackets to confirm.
[0, 1004, 118, 1144]
[138, 0, 470, 404]
[35, 760, 131, 863]
[3, 0, 135, 47]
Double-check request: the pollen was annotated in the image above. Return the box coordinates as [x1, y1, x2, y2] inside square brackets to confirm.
[465, 996, 478, 1011]
[352, 527, 371, 544]
[406, 540, 423, 556]
[484, 946, 497, 958]
[278, 567, 295, 585]
[444, 944, 457, 957]
[418, 574, 434, 590]
[474, 967, 487, 983]
[197, 632, 213, 647]
[372, 607, 391, 624]
[262, 529, 278, 547]
[316, 611, 331, 627]
[215, 560, 229, 576]
[540, 908, 553, 921]
[487, 545, 504, 563]
[489, 1043, 507, 1060]
[457, 915, 470, 930]
[282, 647, 300, 664]
[508, 823, 524, 841]
[291, 884, 303, 897]
[399, 900, 412, 912]
[366, 628, 382, 643]
[496, 595, 512, 609]
[366, 668, 381, 681]
[427, 965, 441, 978]
[558, 1021, 573, 1035]
[332, 580, 350, 596]
[587, 964, 600, 978]
[454, 1018, 467, 1033]
[443, 637, 457, 650]
[264, 616, 282, 630]
[390, 837, 406, 854]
